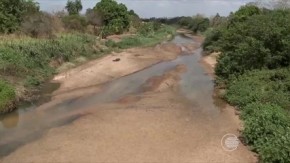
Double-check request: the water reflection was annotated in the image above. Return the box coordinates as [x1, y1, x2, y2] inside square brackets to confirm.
[0, 111, 19, 129]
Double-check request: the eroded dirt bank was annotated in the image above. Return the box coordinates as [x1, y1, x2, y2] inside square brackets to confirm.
[0, 34, 257, 163]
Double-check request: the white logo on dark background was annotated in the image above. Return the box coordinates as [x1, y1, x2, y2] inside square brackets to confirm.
[221, 133, 239, 151]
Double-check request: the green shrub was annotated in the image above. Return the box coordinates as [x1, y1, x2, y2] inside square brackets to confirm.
[202, 28, 223, 52]
[95, 0, 130, 37]
[204, 7, 290, 79]
[241, 102, 290, 162]
[105, 25, 174, 49]
[224, 68, 290, 162]
[0, 80, 16, 113]
[207, 5, 290, 162]
[225, 68, 290, 110]
[137, 22, 155, 36]
[25, 76, 41, 87]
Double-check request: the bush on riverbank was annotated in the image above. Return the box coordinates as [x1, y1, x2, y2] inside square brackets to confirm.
[225, 68, 290, 110]
[241, 103, 290, 163]
[203, 5, 290, 162]
[224, 67, 290, 163]
[204, 7, 290, 79]
[0, 80, 16, 113]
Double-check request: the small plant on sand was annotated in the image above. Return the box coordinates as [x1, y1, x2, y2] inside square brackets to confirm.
[0, 80, 16, 113]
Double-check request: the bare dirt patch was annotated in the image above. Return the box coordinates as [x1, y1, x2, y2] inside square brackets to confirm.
[201, 52, 220, 77]
[106, 33, 136, 42]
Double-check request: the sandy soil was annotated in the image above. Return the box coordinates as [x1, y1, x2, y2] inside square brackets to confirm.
[52, 43, 181, 98]
[201, 52, 220, 77]
[0, 34, 257, 163]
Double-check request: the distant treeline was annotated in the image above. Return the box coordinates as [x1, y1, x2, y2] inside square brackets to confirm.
[0, 0, 142, 38]
[142, 14, 227, 33]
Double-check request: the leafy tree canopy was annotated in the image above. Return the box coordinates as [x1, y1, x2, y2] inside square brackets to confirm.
[0, 0, 39, 33]
[203, 5, 290, 80]
[94, 0, 131, 36]
[65, 0, 83, 15]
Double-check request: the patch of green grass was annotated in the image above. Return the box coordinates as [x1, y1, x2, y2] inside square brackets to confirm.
[0, 80, 16, 113]
[24, 76, 41, 87]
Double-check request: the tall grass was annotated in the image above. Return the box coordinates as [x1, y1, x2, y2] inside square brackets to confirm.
[0, 33, 98, 82]
[0, 33, 101, 113]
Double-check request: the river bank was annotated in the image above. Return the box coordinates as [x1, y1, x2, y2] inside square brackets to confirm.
[0, 34, 257, 163]
[0, 25, 175, 114]
[52, 42, 181, 99]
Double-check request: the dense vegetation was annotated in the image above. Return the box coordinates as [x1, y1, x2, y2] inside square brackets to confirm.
[0, 0, 40, 33]
[95, 0, 131, 37]
[225, 70, 290, 162]
[203, 3, 290, 162]
[106, 22, 174, 49]
[0, 0, 174, 113]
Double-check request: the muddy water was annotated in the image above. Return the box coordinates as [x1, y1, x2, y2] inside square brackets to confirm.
[0, 35, 225, 157]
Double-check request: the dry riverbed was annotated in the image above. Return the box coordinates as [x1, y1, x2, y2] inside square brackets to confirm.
[0, 34, 257, 163]
[52, 42, 181, 99]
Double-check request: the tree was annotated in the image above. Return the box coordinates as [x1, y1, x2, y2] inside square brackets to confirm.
[178, 17, 192, 27]
[190, 15, 210, 33]
[0, 0, 39, 33]
[86, 8, 103, 29]
[24, 0, 40, 15]
[21, 12, 55, 38]
[128, 9, 141, 29]
[94, 0, 130, 37]
[65, 0, 83, 15]
[207, 8, 290, 79]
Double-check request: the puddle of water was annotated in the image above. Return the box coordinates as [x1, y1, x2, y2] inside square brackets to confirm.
[0, 82, 60, 129]
[0, 35, 227, 157]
